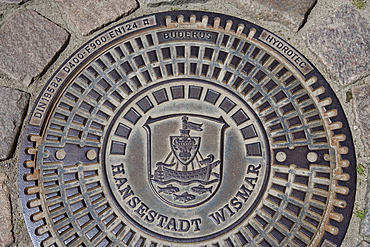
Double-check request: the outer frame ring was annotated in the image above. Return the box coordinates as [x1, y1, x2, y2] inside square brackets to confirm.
[18, 10, 356, 247]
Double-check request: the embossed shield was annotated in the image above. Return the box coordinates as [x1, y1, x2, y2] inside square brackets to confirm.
[170, 136, 200, 166]
[144, 114, 228, 208]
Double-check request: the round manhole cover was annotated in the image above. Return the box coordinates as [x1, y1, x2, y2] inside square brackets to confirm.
[19, 11, 356, 247]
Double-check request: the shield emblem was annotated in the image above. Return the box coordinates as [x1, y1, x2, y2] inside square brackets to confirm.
[170, 135, 200, 166]
[144, 114, 229, 208]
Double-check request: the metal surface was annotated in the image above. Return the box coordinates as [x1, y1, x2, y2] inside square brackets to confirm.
[19, 11, 356, 247]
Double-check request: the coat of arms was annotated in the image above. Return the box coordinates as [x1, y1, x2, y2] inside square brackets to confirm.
[144, 115, 228, 207]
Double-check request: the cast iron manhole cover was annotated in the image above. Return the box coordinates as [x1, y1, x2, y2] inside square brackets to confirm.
[19, 11, 356, 247]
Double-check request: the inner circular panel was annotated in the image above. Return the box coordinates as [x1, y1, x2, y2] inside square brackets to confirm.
[102, 79, 270, 242]
[18, 11, 356, 247]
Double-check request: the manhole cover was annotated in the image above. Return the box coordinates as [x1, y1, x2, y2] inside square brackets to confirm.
[19, 11, 356, 247]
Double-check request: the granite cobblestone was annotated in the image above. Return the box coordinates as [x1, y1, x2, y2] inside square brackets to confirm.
[353, 84, 370, 156]
[0, 0, 26, 3]
[55, 0, 138, 35]
[0, 86, 29, 161]
[230, 0, 316, 32]
[0, 174, 12, 247]
[304, 5, 370, 85]
[362, 180, 370, 237]
[0, 10, 69, 84]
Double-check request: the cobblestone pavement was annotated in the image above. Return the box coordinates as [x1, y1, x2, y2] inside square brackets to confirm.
[0, 0, 369, 246]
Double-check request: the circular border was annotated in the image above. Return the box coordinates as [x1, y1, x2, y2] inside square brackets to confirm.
[18, 10, 356, 247]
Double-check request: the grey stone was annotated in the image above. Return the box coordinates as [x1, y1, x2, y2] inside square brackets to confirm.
[358, 240, 370, 247]
[146, 0, 209, 7]
[0, 10, 69, 84]
[0, 0, 24, 3]
[353, 84, 370, 156]
[230, 0, 316, 31]
[304, 5, 370, 85]
[362, 202, 370, 238]
[0, 87, 29, 160]
[0, 174, 12, 247]
[56, 0, 138, 36]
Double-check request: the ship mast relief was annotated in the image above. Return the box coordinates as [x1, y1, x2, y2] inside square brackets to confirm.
[146, 115, 225, 207]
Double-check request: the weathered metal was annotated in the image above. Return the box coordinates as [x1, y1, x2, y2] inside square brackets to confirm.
[18, 11, 356, 246]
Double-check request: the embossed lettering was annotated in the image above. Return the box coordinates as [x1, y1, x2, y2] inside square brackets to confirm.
[119, 185, 135, 200]
[114, 177, 128, 189]
[259, 31, 313, 75]
[209, 208, 226, 225]
[244, 176, 258, 189]
[127, 196, 141, 208]
[224, 203, 236, 216]
[159, 30, 217, 44]
[33, 112, 42, 119]
[108, 30, 116, 39]
[247, 164, 261, 175]
[230, 197, 242, 211]
[156, 214, 168, 228]
[37, 101, 47, 111]
[236, 185, 253, 202]
[143, 19, 150, 25]
[191, 218, 202, 231]
[112, 163, 125, 175]
[178, 219, 190, 232]
[145, 210, 158, 223]
[63, 66, 71, 73]
[43, 93, 52, 98]
[209, 201, 241, 225]
[135, 202, 149, 217]
[110, 160, 202, 233]
[165, 218, 177, 231]
[50, 82, 59, 88]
